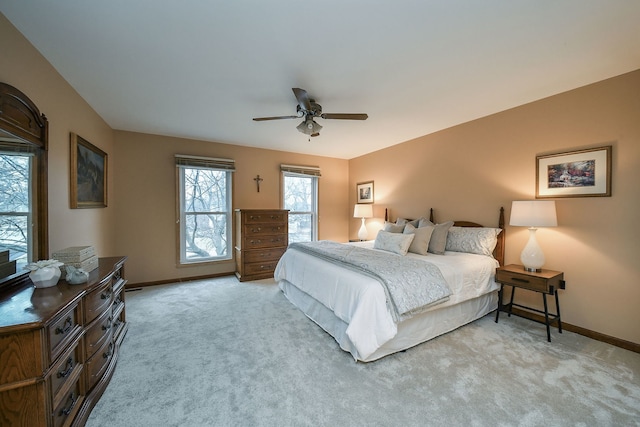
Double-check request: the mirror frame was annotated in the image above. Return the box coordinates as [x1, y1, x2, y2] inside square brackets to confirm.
[0, 82, 49, 291]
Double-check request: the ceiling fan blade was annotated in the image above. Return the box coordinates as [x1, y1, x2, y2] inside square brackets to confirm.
[253, 115, 299, 121]
[292, 88, 312, 111]
[320, 113, 368, 120]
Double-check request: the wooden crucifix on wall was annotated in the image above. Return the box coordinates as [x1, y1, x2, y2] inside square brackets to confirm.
[254, 175, 263, 192]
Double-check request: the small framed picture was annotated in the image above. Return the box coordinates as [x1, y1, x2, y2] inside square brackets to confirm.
[536, 146, 611, 198]
[356, 181, 374, 203]
[70, 133, 108, 208]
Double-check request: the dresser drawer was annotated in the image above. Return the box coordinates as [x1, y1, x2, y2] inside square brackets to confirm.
[243, 234, 287, 249]
[84, 308, 113, 360]
[47, 304, 82, 365]
[112, 301, 126, 342]
[495, 268, 563, 294]
[243, 222, 287, 237]
[49, 337, 82, 404]
[244, 211, 287, 224]
[84, 281, 113, 324]
[243, 247, 286, 263]
[85, 339, 113, 392]
[244, 261, 279, 276]
[51, 379, 82, 427]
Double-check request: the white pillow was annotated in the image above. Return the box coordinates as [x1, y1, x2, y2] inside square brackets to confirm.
[374, 230, 415, 256]
[403, 223, 434, 256]
[419, 219, 454, 255]
[445, 226, 502, 256]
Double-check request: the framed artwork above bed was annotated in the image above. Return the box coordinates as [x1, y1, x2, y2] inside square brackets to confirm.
[356, 181, 374, 203]
[536, 146, 611, 198]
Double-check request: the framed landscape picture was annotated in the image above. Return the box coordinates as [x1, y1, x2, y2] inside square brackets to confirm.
[536, 146, 611, 198]
[70, 133, 108, 208]
[357, 181, 374, 203]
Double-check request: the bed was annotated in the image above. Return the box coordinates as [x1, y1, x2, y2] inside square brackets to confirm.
[274, 207, 505, 362]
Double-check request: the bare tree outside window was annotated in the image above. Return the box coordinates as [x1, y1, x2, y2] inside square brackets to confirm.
[0, 153, 31, 267]
[179, 167, 232, 262]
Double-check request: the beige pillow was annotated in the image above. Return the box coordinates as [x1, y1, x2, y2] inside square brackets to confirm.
[383, 222, 405, 233]
[373, 230, 415, 255]
[419, 219, 454, 255]
[403, 223, 434, 256]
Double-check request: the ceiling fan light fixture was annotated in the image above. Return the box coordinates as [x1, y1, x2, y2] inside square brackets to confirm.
[297, 118, 322, 135]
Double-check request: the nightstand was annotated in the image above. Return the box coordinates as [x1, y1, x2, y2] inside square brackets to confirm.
[494, 264, 565, 342]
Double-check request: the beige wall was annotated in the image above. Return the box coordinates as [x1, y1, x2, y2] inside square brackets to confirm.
[113, 131, 349, 284]
[349, 70, 640, 345]
[1, 14, 117, 257]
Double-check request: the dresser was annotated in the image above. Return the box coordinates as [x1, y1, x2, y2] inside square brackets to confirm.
[0, 256, 128, 427]
[235, 209, 288, 282]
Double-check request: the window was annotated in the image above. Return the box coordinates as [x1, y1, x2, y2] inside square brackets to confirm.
[281, 164, 320, 243]
[0, 151, 33, 269]
[176, 155, 234, 264]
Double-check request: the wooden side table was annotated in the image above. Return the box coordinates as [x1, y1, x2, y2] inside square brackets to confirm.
[495, 264, 565, 342]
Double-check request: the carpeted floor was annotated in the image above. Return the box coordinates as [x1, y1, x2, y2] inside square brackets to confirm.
[86, 276, 640, 427]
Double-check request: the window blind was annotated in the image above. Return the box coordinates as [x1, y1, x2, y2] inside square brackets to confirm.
[175, 154, 235, 171]
[280, 164, 321, 177]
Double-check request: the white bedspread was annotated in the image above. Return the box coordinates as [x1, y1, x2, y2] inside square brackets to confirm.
[274, 241, 499, 360]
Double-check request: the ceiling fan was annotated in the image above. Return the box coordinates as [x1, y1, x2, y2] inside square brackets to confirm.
[253, 88, 368, 137]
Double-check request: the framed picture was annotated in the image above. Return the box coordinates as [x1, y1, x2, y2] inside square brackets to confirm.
[70, 133, 108, 208]
[356, 181, 374, 203]
[536, 146, 611, 198]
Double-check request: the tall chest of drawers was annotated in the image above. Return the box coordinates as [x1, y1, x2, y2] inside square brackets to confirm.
[0, 256, 128, 427]
[235, 209, 288, 282]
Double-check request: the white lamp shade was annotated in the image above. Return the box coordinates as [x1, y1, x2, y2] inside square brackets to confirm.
[510, 201, 557, 227]
[353, 204, 373, 218]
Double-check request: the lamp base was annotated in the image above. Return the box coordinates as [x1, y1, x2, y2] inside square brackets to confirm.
[520, 227, 546, 273]
[357, 218, 368, 241]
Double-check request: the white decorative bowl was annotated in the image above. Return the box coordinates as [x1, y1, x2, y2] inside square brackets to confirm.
[29, 266, 62, 288]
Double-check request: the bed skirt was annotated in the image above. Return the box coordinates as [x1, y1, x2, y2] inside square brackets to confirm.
[279, 279, 498, 362]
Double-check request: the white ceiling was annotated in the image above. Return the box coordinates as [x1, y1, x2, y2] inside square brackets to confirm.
[2, 1, 639, 159]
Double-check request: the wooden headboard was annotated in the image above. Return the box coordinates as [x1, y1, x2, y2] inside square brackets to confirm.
[384, 207, 505, 266]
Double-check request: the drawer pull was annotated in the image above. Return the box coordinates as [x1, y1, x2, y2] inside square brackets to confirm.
[103, 343, 114, 359]
[511, 277, 530, 284]
[60, 392, 78, 416]
[55, 317, 73, 335]
[250, 239, 262, 244]
[57, 357, 74, 378]
[102, 317, 113, 331]
[101, 290, 112, 300]
[251, 227, 261, 232]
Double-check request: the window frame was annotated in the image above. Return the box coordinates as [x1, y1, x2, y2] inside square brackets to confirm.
[281, 165, 320, 243]
[175, 155, 234, 265]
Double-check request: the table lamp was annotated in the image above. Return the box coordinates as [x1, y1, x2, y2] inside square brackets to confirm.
[354, 204, 373, 241]
[510, 200, 557, 272]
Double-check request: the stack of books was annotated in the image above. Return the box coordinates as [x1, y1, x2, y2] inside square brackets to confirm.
[52, 246, 98, 278]
[0, 250, 16, 280]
